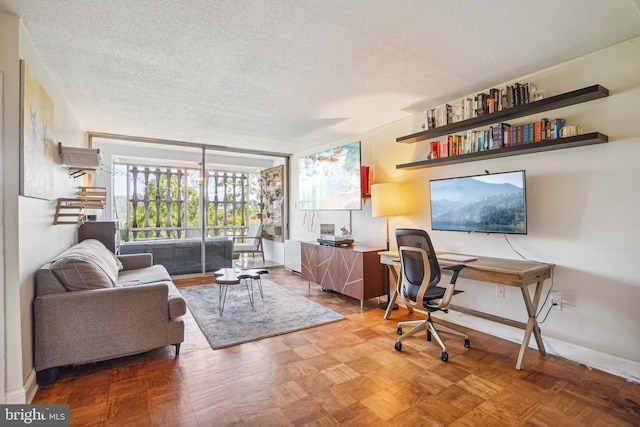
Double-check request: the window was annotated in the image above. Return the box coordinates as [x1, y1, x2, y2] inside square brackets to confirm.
[114, 163, 260, 241]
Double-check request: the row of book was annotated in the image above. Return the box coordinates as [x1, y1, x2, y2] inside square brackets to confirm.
[423, 82, 539, 129]
[428, 118, 572, 158]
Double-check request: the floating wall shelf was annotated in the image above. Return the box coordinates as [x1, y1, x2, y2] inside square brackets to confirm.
[396, 132, 608, 169]
[395, 84, 609, 170]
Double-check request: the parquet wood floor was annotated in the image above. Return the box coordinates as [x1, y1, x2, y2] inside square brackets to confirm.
[33, 267, 639, 426]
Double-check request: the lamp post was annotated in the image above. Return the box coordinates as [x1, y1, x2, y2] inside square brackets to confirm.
[371, 182, 402, 310]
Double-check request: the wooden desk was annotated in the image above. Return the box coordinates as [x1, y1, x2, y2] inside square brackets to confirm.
[378, 251, 552, 370]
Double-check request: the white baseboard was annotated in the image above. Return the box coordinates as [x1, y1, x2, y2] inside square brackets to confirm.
[5, 386, 26, 405]
[4, 370, 38, 404]
[445, 309, 640, 383]
[24, 369, 38, 403]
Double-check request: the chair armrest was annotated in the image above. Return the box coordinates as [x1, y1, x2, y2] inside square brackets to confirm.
[442, 264, 465, 284]
[117, 253, 153, 270]
[432, 264, 465, 309]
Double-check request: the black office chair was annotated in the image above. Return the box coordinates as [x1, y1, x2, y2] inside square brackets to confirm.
[394, 228, 470, 361]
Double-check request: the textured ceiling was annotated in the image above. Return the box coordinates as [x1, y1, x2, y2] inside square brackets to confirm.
[1, 0, 639, 155]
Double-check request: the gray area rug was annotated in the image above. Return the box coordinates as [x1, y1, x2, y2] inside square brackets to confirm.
[179, 278, 344, 349]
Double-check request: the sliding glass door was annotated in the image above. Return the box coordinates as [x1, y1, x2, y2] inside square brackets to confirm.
[92, 136, 287, 274]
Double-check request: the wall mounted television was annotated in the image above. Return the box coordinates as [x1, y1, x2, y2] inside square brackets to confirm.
[429, 170, 527, 234]
[298, 141, 362, 211]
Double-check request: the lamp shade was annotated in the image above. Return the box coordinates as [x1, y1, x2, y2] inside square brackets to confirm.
[371, 182, 403, 217]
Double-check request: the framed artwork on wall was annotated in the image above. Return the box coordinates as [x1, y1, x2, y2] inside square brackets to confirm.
[20, 60, 55, 200]
[260, 165, 284, 242]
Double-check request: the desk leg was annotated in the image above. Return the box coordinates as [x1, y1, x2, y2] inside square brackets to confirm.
[516, 280, 547, 369]
[384, 265, 412, 319]
[384, 266, 397, 319]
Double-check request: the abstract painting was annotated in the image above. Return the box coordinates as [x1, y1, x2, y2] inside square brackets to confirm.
[20, 61, 54, 200]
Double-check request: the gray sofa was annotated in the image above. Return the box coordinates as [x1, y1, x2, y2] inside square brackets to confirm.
[34, 239, 186, 385]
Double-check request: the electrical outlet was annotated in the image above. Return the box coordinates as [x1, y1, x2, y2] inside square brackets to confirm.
[549, 291, 562, 310]
[496, 285, 505, 298]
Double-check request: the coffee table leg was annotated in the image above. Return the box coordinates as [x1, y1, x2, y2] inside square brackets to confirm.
[256, 277, 264, 299]
[244, 279, 255, 307]
[219, 284, 229, 316]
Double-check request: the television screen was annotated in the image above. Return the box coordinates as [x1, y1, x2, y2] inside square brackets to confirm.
[298, 141, 362, 211]
[429, 170, 527, 234]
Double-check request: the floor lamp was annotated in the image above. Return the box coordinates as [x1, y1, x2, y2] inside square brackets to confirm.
[371, 182, 402, 310]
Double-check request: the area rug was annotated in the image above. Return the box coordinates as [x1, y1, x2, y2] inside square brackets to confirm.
[179, 278, 344, 349]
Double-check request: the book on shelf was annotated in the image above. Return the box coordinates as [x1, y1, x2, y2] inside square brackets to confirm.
[451, 102, 464, 123]
[551, 119, 566, 139]
[490, 123, 511, 149]
[423, 114, 572, 161]
[463, 98, 474, 120]
[440, 140, 449, 157]
[543, 119, 550, 140]
[475, 93, 488, 116]
[422, 82, 544, 135]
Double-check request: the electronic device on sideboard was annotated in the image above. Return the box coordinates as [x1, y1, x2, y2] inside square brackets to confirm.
[317, 224, 354, 247]
[429, 170, 527, 235]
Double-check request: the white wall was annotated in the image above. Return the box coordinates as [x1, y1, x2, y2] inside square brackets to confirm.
[1, 12, 86, 402]
[289, 38, 640, 381]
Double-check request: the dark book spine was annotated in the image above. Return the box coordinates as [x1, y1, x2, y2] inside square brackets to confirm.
[541, 118, 549, 140]
[514, 83, 522, 106]
[476, 93, 486, 116]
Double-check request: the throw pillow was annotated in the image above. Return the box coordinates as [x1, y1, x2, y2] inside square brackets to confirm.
[50, 239, 123, 291]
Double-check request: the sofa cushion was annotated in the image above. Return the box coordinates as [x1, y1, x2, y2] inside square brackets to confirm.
[50, 239, 123, 291]
[117, 265, 172, 286]
[119, 279, 186, 318]
[117, 266, 185, 318]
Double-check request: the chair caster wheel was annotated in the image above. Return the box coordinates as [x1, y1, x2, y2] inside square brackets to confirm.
[464, 338, 471, 348]
[441, 351, 448, 362]
[394, 342, 402, 351]
[396, 326, 403, 335]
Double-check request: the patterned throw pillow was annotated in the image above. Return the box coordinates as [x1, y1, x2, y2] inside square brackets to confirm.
[50, 239, 123, 291]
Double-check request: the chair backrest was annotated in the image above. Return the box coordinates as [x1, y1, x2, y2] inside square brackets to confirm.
[395, 228, 441, 301]
[246, 223, 262, 239]
[234, 224, 263, 251]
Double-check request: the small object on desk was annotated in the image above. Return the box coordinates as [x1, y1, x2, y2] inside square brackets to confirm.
[438, 253, 477, 262]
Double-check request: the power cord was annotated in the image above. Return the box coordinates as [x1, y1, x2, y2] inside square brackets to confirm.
[503, 234, 556, 323]
[538, 301, 556, 323]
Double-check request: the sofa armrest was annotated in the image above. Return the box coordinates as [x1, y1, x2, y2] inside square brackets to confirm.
[117, 253, 153, 270]
[34, 283, 174, 371]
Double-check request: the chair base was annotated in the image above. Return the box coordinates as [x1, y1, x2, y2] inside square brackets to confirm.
[395, 313, 470, 360]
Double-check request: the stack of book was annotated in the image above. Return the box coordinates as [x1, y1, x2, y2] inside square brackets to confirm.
[428, 118, 571, 159]
[423, 82, 538, 130]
